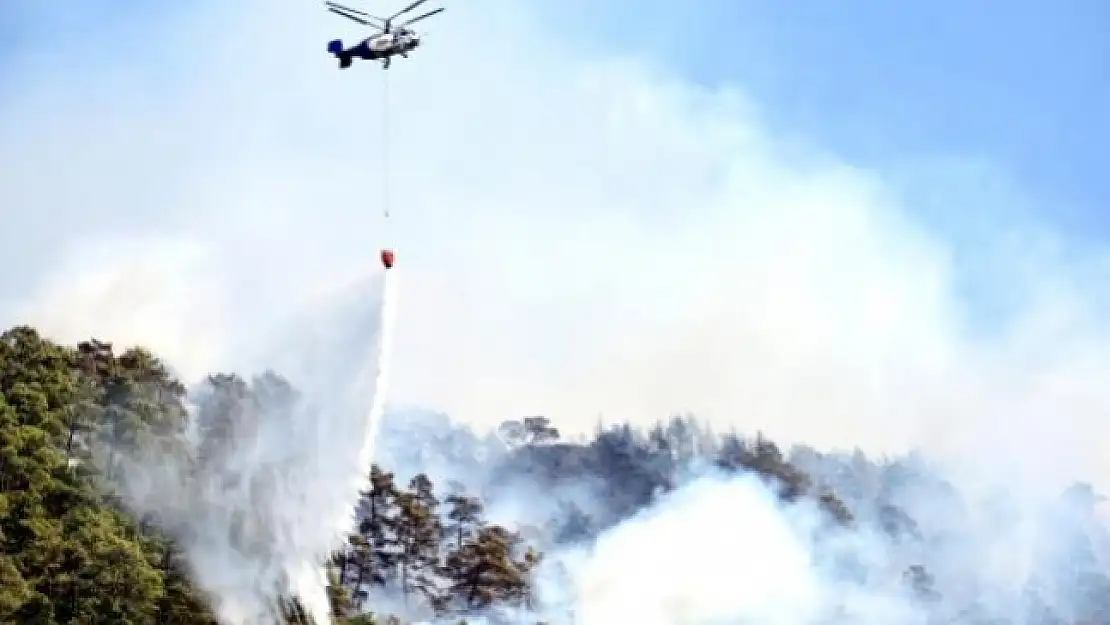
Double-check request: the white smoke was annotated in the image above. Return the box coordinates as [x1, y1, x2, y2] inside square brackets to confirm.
[446, 466, 1053, 625]
[372, 408, 1110, 625]
[565, 472, 825, 625]
[107, 269, 399, 625]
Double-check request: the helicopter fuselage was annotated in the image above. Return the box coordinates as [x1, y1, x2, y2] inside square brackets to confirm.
[351, 31, 420, 59]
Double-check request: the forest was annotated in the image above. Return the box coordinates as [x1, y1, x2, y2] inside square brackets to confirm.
[3, 323, 1110, 625]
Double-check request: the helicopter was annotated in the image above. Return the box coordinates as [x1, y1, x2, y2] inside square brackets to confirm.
[325, 0, 445, 69]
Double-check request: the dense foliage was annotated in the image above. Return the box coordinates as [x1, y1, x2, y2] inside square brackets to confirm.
[0, 326, 542, 625]
[0, 326, 213, 624]
[2, 324, 1109, 625]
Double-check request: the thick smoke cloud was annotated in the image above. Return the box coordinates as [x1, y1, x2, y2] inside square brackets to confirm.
[369, 412, 1110, 625]
[565, 472, 823, 625]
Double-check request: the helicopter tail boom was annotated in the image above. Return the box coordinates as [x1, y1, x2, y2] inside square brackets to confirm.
[327, 40, 354, 68]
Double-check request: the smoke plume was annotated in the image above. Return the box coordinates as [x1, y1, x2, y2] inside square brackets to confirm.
[104, 271, 398, 625]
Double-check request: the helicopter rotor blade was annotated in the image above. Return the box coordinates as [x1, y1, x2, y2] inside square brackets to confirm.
[397, 6, 443, 28]
[324, 1, 372, 16]
[324, 2, 387, 27]
[327, 7, 375, 26]
[388, 0, 427, 22]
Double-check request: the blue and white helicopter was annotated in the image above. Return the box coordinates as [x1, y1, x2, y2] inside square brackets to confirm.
[324, 0, 445, 70]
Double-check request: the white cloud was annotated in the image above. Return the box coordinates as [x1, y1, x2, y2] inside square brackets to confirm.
[3, 0, 1110, 490]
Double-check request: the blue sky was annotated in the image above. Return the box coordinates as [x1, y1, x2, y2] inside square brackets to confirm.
[543, 0, 1110, 240]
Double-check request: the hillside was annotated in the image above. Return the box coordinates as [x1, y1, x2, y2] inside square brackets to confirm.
[2, 324, 1109, 625]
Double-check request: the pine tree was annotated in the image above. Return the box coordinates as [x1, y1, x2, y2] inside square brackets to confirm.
[394, 474, 445, 610]
[344, 465, 399, 608]
[326, 566, 357, 621]
[444, 489, 482, 551]
[442, 525, 536, 611]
